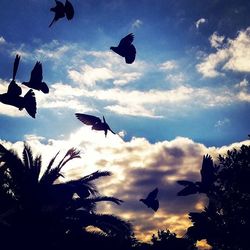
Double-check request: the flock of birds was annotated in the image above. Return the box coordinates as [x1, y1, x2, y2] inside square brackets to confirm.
[0, 0, 159, 212]
[0, 0, 218, 213]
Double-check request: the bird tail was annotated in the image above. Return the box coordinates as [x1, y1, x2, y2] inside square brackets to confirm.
[23, 89, 37, 118]
[13, 55, 20, 80]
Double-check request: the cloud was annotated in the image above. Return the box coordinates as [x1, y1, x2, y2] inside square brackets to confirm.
[209, 32, 225, 49]
[214, 118, 230, 128]
[197, 27, 250, 77]
[160, 60, 178, 71]
[235, 78, 249, 88]
[0, 36, 6, 44]
[195, 18, 206, 29]
[68, 50, 147, 87]
[1, 132, 249, 241]
[68, 65, 114, 87]
[132, 19, 143, 29]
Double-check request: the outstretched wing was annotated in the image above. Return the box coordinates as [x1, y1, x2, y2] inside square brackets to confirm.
[30, 62, 43, 83]
[177, 183, 198, 196]
[146, 188, 158, 200]
[200, 154, 214, 185]
[151, 200, 159, 212]
[65, 0, 74, 20]
[13, 54, 20, 80]
[118, 33, 134, 47]
[75, 113, 102, 126]
[177, 180, 194, 186]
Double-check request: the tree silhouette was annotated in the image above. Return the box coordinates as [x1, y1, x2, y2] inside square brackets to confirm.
[0, 143, 134, 250]
[151, 229, 197, 250]
[185, 145, 250, 250]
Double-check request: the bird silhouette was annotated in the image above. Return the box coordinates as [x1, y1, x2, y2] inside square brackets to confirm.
[22, 61, 49, 94]
[75, 113, 116, 137]
[110, 33, 136, 64]
[177, 154, 215, 196]
[0, 55, 37, 118]
[176, 180, 200, 196]
[140, 188, 159, 212]
[49, 0, 74, 27]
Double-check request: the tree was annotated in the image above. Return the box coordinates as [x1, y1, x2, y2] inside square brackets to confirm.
[186, 145, 250, 250]
[0, 143, 134, 250]
[151, 229, 197, 250]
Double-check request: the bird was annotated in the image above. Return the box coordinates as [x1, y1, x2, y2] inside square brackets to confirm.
[177, 154, 215, 196]
[0, 55, 37, 118]
[75, 113, 116, 137]
[49, 0, 74, 27]
[200, 154, 215, 193]
[140, 188, 159, 212]
[176, 180, 200, 196]
[110, 33, 136, 64]
[22, 61, 49, 94]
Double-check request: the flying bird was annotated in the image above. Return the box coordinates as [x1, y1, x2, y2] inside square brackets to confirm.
[22, 61, 49, 94]
[110, 33, 136, 64]
[0, 55, 37, 118]
[176, 180, 199, 196]
[75, 113, 116, 137]
[140, 188, 159, 212]
[49, 0, 74, 27]
[177, 154, 215, 196]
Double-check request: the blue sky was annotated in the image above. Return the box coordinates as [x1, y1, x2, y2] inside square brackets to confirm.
[0, 0, 250, 246]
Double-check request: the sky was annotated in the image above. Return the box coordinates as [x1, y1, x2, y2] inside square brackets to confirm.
[0, 0, 250, 248]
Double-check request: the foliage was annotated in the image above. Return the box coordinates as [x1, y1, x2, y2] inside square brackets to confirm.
[0, 143, 134, 250]
[186, 145, 250, 250]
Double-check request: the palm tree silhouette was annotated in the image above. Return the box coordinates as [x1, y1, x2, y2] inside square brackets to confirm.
[0, 143, 133, 250]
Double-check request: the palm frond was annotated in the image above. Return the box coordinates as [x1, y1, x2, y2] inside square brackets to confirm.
[88, 196, 123, 205]
[57, 148, 81, 170]
[80, 171, 112, 183]
[22, 143, 34, 170]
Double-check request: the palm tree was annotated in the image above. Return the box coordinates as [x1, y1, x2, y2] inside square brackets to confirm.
[0, 143, 133, 250]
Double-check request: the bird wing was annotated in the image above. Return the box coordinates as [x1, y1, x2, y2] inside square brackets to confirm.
[200, 154, 214, 185]
[177, 182, 198, 196]
[151, 200, 159, 212]
[75, 113, 102, 126]
[125, 44, 136, 64]
[177, 180, 195, 186]
[30, 62, 43, 83]
[118, 33, 134, 47]
[65, 0, 74, 20]
[13, 54, 20, 80]
[146, 188, 158, 200]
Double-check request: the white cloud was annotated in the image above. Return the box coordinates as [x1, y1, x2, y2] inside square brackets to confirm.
[195, 18, 206, 29]
[165, 73, 185, 84]
[68, 65, 114, 87]
[160, 60, 178, 71]
[132, 19, 143, 29]
[68, 50, 147, 87]
[0, 36, 6, 44]
[196, 49, 229, 77]
[209, 32, 225, 49]
[214, 118, 230, 128]
[197, 27, 250, 77]
[235, 78, 249, 88]
[1, 133, 249, 241]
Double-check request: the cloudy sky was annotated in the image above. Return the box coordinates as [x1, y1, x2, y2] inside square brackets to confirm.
[0, 0, 250, 247]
